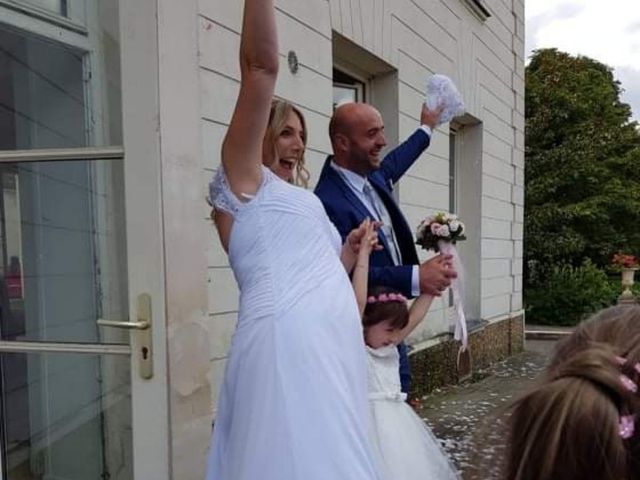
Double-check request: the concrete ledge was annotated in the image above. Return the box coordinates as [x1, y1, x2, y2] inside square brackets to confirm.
[525, 329, 572, 340]
[409, 312, 525, 398]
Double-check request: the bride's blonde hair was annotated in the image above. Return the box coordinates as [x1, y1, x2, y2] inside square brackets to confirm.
[263, 99, 310, 189]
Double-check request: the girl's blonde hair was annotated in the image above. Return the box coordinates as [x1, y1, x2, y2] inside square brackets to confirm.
[504, 305, 640, 480]
[263, 99, 310, 188]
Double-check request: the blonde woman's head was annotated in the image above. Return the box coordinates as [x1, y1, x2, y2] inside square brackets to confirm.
[262, 99, 310, 188]
[504, 305, 640, 480]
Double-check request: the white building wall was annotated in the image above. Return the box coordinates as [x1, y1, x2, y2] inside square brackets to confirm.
[198, 0, 525, 411]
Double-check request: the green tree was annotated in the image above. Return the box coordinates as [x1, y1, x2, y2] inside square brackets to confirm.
[525, 49, 640, 290]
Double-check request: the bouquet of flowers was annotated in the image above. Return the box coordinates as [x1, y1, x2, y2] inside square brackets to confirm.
[612, 253, 639, 270]
[416, 212, 466, 252]
[416, 212, 469, 351]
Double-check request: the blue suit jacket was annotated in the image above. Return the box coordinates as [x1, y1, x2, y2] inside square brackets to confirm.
[315, 129, 430, 297]
[315, 129, 431, 394]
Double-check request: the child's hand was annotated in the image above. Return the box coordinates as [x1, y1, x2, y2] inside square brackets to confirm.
[359, 219, 379, 258]
[349, 220, 380, 315]
[347, 219, 381, 258]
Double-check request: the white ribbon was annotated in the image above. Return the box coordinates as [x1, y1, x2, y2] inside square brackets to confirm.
[368, 391, 408, 402]
[438, 240, 468, 351]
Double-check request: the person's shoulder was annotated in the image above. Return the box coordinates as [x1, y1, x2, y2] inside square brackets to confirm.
[317, 156, 336, 176]
[313, 179, 337, 216]
[313, 176, 331, 197]
[314, 161, 339, 195]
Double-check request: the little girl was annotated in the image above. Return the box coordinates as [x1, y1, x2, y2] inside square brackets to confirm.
[354, 220, 459, 480]
[504, 304, 640, 480]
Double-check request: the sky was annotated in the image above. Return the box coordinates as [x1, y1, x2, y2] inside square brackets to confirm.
[525, 0, 640, 122]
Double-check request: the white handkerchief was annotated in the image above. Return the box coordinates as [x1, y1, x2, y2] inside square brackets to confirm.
[425, 74, 465, 126]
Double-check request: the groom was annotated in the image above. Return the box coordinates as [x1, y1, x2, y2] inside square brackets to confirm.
[315, 102, 456, 394]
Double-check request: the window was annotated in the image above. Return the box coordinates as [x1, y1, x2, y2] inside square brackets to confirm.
[21, 0, 68, 17]
[0, 2, 132, 478]
[449, 127, 458, 214]
[448, 128, 459, 307]
[4, 0, 88, 26]
[333, 69, 366, 108]
[462, 0, 491, 21]
[331, 34, 399, 196]
[0, 3, 122, 149]
[449, 119, 483, 324]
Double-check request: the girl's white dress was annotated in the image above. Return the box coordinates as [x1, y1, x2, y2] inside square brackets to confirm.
[367, 345, 460, 480]
[205, 166, 380, 480]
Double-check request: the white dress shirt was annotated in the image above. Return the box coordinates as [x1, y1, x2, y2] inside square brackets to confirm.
[330, 127, 431, 296]
[330, 163, 420, 296]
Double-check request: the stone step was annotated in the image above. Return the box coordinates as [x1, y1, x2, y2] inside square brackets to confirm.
[525, 329, 573, 340]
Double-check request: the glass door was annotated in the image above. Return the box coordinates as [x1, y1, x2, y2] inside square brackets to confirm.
[0, 1, 165, 478]
[0, 158, 131, 480]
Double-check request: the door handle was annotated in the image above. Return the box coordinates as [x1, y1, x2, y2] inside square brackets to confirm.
[97, 319, 149, 330]
[97, 293, 153, 379]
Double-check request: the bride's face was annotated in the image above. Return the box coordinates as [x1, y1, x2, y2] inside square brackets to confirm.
[265, 110, 305, 183]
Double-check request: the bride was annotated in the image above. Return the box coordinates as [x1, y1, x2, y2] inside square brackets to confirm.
[204, 0, 381, 479]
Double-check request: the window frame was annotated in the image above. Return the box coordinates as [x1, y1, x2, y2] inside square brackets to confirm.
[0, 0, 121, 154]
[333, 66, 369, 106]
[0, 0, 87, 34]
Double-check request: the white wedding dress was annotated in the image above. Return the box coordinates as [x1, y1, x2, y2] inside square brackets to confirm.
[205, 166, 380, 480]
[367, 345, 460, 480]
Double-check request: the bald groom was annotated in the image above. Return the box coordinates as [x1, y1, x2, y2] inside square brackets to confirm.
[315, 102, 456, 394]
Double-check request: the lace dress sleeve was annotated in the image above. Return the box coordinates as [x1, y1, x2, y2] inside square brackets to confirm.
[207, 167, 241, 217]
[207, 165, 272, 217]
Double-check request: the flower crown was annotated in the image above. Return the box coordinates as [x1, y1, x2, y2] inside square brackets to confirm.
[366, 292, 407, 304]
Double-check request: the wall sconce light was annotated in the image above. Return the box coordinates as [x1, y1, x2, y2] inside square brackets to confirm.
[288, 50, 299, 75]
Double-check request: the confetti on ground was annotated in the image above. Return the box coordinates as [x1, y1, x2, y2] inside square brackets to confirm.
[418, 340, 555, 479]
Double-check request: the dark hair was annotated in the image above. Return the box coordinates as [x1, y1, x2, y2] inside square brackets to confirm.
[504, 305, 640, 480]
[362, 286, 409, 331]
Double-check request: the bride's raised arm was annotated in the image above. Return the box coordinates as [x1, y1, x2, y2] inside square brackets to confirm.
[221, 0, 279, 197]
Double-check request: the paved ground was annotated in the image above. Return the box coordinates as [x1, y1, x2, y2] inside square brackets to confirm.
[417, 340, 558, 479]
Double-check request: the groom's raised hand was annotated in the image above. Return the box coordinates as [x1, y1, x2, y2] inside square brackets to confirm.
[419, 254, 457, 296]
[420, 103, 444, 130]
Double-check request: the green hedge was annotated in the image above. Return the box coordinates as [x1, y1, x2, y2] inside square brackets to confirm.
[524, 260, 618, 326]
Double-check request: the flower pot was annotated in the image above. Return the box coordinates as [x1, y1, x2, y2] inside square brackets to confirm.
[622, 268, 637, 286]
[619, 268, 639, 305]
